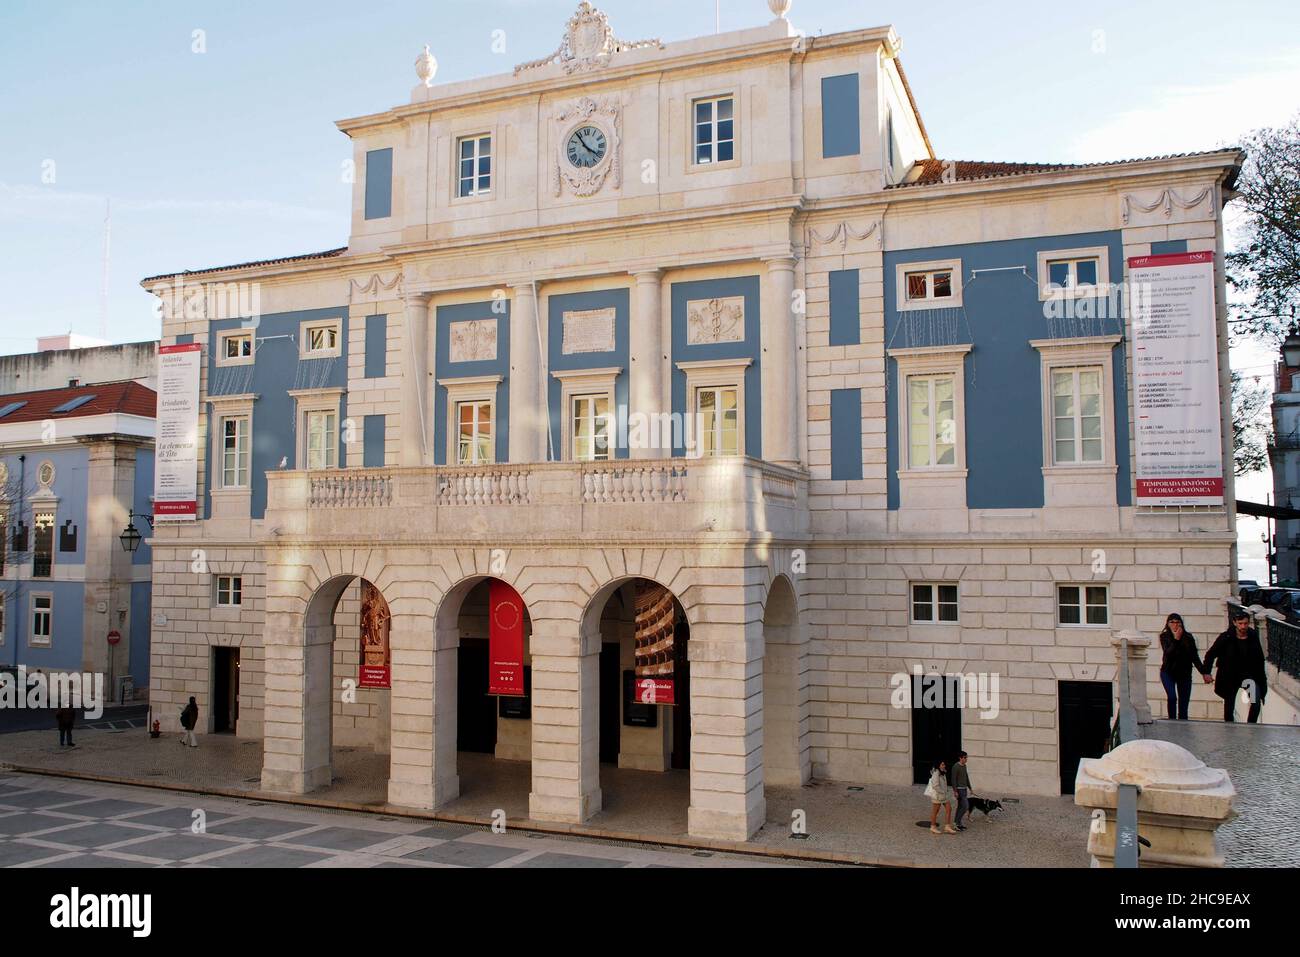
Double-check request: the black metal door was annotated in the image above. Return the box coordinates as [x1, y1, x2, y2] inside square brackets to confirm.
[1058, 680, 1113, 794]
[599, 643, 620, 764]
[457, 639, 496, 753]
[911, 675, 962, 784]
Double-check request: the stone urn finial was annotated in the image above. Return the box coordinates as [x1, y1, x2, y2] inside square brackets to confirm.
[768, 0, 793, 20]
[415, 44, 437, 87]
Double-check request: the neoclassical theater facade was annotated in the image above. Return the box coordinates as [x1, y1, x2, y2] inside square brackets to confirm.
[142, 2, 1241, 839]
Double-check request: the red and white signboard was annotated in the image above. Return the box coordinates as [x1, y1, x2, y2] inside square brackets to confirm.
[1128, 251, 1224, 505]
[489, 580, 526, 696]
[154, 343, 203, 520]
[633, 678, 676, 706]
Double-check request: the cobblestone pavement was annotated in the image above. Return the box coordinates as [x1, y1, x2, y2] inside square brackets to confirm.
[0, 771, 800, 869]
[0, 722, 1091, 867]
[1144, 719, 1300, 867]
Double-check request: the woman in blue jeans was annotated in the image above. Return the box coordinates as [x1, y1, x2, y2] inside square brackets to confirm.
[1158, 612, 1210, 720]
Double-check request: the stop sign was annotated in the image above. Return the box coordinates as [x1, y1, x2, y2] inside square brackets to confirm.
[106, 630, 121, 646]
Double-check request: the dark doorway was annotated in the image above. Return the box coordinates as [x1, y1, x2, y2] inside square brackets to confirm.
[212, 647, 240, 734]
[670, 614, 691, 770]
[911, 674, 962, 784]
[457, 638, 497, 753]
[599, 643, 620, 764]
[1058, 680, 1113, 794]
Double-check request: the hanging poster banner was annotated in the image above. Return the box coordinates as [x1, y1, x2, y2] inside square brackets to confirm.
[154, 342, 203, 520]
[1128, 251, 1225, 505]
[359, 582, 391, 689]
[489, 580, 526, 696]
[633, 581, 676, 705]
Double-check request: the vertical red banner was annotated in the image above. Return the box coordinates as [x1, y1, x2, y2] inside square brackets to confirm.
[359, 582, 391, 689]
[633, 581, 676, 705]
[489, 580, 526, 696]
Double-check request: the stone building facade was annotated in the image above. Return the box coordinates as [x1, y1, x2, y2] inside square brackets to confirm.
[140, 2, 1241, 840]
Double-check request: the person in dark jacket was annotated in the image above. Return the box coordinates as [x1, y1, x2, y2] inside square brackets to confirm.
[1157, 612, 1210, 720]
[1203, 610, 1268, 722]
[180, 696, 199, 748]
[55, 705, 76, 747]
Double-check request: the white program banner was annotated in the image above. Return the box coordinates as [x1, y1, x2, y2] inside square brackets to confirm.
[1128, 251, 1224, 505]
[154, 342, 203, 520]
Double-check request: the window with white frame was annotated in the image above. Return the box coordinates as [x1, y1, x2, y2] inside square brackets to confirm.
[896, 260, 964, 312]
[906, 374, 957, 468]
[30, 594, 52, 646]
[302, 321, 340, 357]
[693, 96, 735, 165]
[456, 399, 493, 465]
[216, 575, 243, 607]
[1051, 367, 1104, 465]
[221, 415, 250, 488]
[32, 511, 54, 578]
[911, 583, 959, 623]
[457, 134, 492, 197]
[304, 410, 338, 470]
[905, 268, 953, 303]
[1046, 256, 1099, 292]
[696, 385, 739, 457]
[219, 330, 254, 364]
[572, 394, 611, 462]
[1036, 246, 1110, 300]
[1057, 584, 1108, 626]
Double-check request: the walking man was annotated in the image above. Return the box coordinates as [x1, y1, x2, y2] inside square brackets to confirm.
[180, 696, 199, 748]
[952, 751, 973, 830]
[1204, 610, 1268, 723]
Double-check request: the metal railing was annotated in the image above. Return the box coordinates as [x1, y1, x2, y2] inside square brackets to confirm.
[1266, 616, 1300, 681]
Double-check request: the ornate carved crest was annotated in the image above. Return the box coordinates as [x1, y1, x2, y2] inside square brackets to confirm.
[553, 97, 622, 197]
[515, 2, 663, 76]
[449, 319, 498, 363]
[687, 297, 746, 345]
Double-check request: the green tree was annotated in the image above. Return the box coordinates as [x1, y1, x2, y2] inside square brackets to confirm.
[1231, 368, 1270, 476]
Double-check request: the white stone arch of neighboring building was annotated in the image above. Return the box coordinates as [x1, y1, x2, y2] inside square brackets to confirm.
[761, 571, 811, 787]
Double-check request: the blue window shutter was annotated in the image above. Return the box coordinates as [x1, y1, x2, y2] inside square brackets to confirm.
[363, 415, 386, 467]
[830, 389, 863, 480]
[821, 74, 861, 158]
[364, 148, 393, 220]
[364, 315, 388, 378]
[829, 270, 860, 346]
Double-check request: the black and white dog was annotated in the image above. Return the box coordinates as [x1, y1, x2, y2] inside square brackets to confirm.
[965, 797, 1004, 819]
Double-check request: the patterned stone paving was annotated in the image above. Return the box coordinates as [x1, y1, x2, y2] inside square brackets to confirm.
[1144, 719, 1300, 868]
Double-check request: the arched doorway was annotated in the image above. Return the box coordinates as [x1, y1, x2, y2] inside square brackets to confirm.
[762, 574, 809, 787]
[582, 577, 692, 831]
[433, 575, 534, 819]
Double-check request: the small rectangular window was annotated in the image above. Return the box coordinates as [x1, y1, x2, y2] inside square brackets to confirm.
[223, 333, 253, 361]
[456, 400, 493, 465]
[1051, 367, 1104, 464]
[905, 269, 953, 303]
[696, 386, 739, 457]
[1046, 256, 1100, 291]
[305, 324, 338, 354]
[572, 394, 611, 462]
[305, 410, 338, 470]
[693, 96, 735, 165]
[216, 575, 243, 607]
[457, 134, 492, 197]
[221, 415, 250, 488]
[33, 511, 54, 578]
[1057, 584, 1108, 626]
[912, 583, 959, 623]
[31, 594, 52, 645]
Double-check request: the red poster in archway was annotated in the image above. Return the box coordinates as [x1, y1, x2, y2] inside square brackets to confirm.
[359, 582, 391, 689]
[633, 581, 676, 705]
[489, 580, 526, 696]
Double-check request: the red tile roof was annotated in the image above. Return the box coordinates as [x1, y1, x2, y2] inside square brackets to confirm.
[0, 381, 157, 424]
[888, 150, 1243, 189]
[141, 247, 347, 284]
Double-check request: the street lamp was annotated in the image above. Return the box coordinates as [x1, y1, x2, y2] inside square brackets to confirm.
[118, 509, 153, 553]
[1283, 332, 1300, 368]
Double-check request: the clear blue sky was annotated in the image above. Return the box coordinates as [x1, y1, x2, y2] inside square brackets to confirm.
[1, 0, 1297, 352]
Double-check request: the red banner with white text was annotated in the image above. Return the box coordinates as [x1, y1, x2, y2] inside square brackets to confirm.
[489, 580, 526, 696]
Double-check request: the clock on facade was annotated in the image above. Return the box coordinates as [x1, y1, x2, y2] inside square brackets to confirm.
[566, 125, 608, 168]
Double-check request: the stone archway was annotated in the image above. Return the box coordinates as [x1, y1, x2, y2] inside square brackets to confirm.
[762, 573, 810, 787]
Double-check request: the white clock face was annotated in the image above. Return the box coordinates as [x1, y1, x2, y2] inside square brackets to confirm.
[566, 125, 608, 169]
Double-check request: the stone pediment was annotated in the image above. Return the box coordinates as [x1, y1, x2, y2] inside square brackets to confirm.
[515, 2, 663, 76]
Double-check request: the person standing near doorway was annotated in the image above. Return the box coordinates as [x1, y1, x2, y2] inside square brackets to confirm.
[951, 751, 973, 830]
[1157, 612, 1210, 720]
[1204, 611, 1268, 723]
[56, 704, 75, 747]
[180, 696, 199, 748]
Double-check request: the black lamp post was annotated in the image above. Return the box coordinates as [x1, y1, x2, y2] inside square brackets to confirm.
[119, 509, 153, 553]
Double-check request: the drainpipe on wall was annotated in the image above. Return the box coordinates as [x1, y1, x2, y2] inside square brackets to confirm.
[11, 454, 25, 668]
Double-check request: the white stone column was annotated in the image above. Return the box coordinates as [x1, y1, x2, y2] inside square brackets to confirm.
[387, 614, 459, 809]
[260, 613, 333, 793]
[509, 282, 546, 463]
[761, 256, 799, 467]
[630, 269, 664, 459]
[687, 619, 766, 841]
[400, 293, 431, 466]
[528, 616, 602, 823]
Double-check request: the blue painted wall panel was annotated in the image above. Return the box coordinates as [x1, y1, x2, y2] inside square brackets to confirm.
[0, 446, 89, 571]
[433, 301, 510, 465]
[669, 276, 762, 459]
[363, 414, 386, 467]
[364, 148, 393, 220]
[829, 269, 861, 346]
[546, 289, 630, 460]
[821, 74, 861, 158]
[205, 307, 348, 519]
[129, 581, 151, 686]
[364, 315, 388, 379]
[3, 581, 84, 671]
[132, 448, 154, 566]
[884, 231, 1130, 510]
[1151, 239, 1189, 255]
[830, 388, 864, 480]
